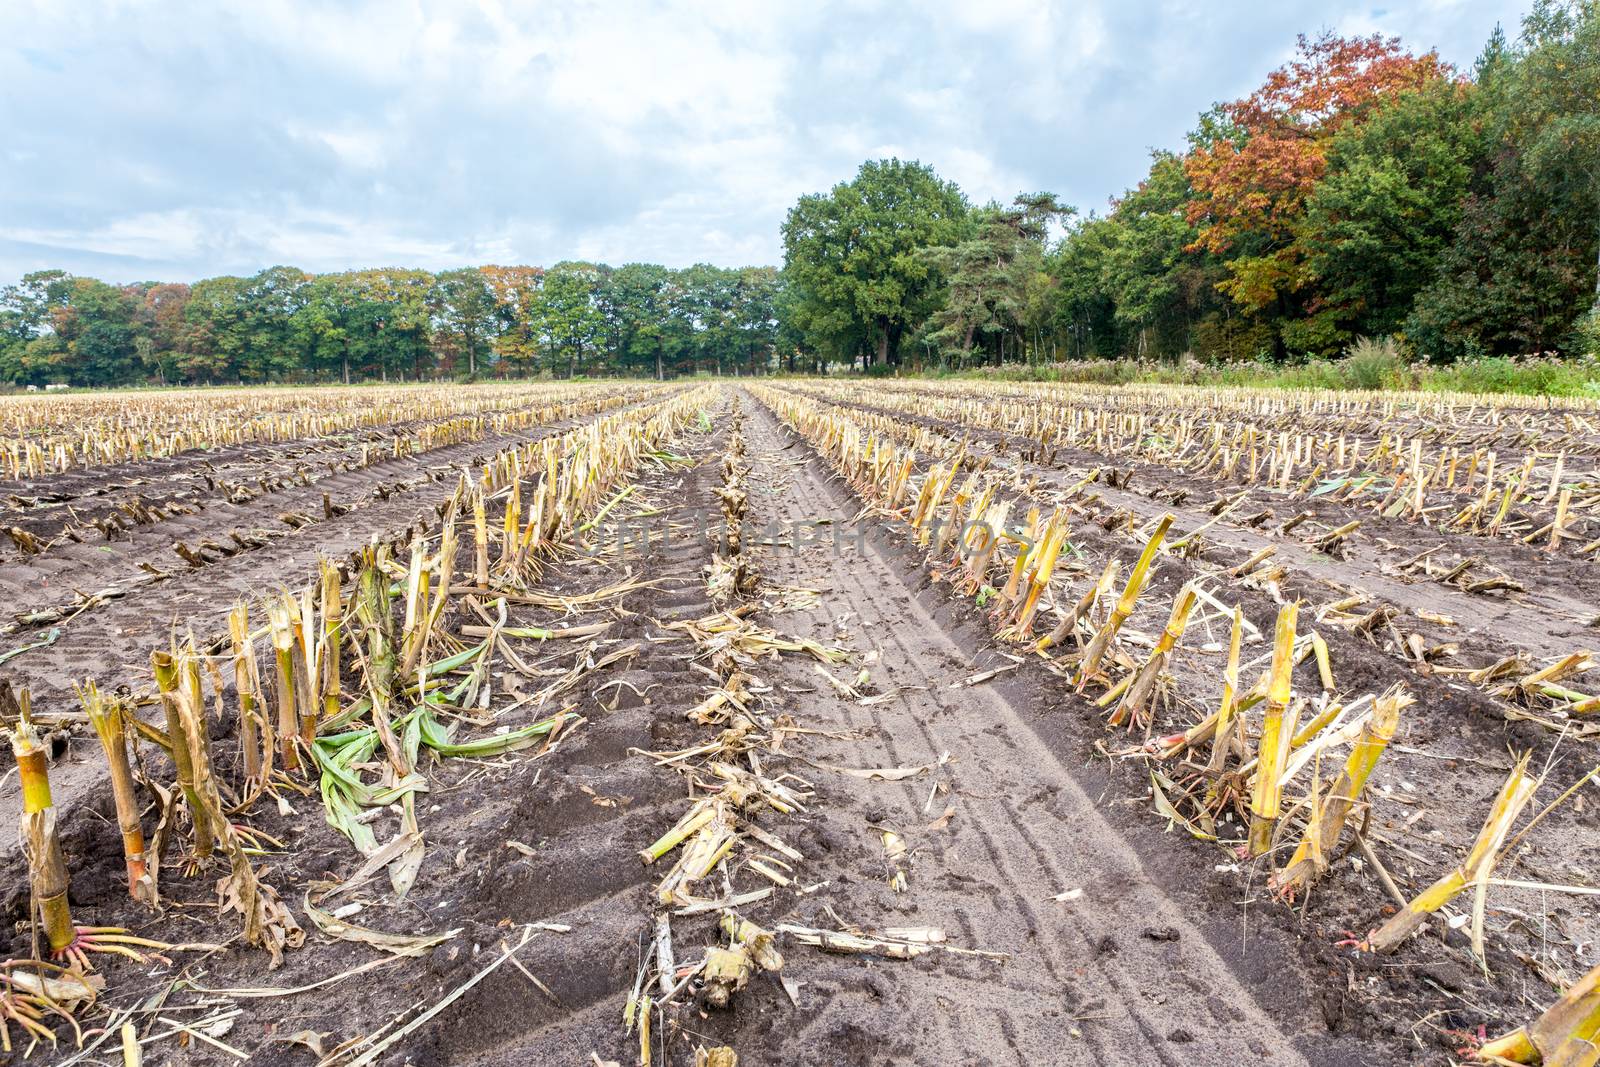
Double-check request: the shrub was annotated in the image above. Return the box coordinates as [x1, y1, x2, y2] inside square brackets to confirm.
[1340, 337, 1412, 390]
[1417, 353, 1600, 396]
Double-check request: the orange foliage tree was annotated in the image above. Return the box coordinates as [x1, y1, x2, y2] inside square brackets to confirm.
[1185, 32, 1450, 313]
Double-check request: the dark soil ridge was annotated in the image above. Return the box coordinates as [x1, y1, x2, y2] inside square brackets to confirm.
[797, 386, 1600, 656]
[863, 379, 1600, 463]
[790, 383, 1600, 694]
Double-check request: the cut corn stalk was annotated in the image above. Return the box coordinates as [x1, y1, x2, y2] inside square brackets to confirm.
[1108, 582, 1197, 729]
[228, 602, 267, 787]
[1273, 687, 1408, 898]
[153, 649, 214, 858]
[1476, 961, 1600, 1065]
[172, 681, 304, 966]
[78, 683, 151, 902]
[1247, 601, 1299, 857]
[1038, 559, 1116, 653]
[11, 718, 75, 954]
[1364, 754, 1537, 955]
[1075, 514, 1174, 685]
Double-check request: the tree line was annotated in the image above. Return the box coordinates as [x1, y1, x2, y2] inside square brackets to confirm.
[781, 0, 1599, 370]
[4, 1, 1595, 388]
[0, 262, 780, 386]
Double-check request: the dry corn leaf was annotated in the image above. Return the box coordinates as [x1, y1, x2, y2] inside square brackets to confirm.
[304, 896, 459, 957]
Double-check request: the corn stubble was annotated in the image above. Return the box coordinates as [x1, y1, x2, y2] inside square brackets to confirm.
[0, 384, 713, 1048]
[4, 375, 1593, 1057]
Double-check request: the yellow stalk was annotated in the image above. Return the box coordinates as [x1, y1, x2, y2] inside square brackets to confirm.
[1274, 688, 1406, 896]
[153, 649, 214, 856]
[473, 489, 490, 589]
[500, 479, 520, 566]
[639, 994, 653, 1067]
[12, 721, 75, 952]
[1365, 754, 1537, 954]
[229, 603, 263, 784]
[267, 602, 299, 773]
[80, 683, 149, 901]
[1477, 961, 1600, 1065]
[1109, 583, 1197, 728]
[1247, 601, 1299, 857]
[1311, 632, 1334, 692]
[640, 804, 715, 865]
[998, 507, 1040, 602]
[1076, 514, 1174, 684]
[954, 485, 996, 566]
[1215, 606, 1244, 739]
[1011, 516, 1069, 634]
[1290, 702, 1343, 749]
[1037, 559, 1116, 653]
[964, 499, 1010, 588]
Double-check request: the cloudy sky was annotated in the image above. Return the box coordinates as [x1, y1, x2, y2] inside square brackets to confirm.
[1, 0, 1528, 284]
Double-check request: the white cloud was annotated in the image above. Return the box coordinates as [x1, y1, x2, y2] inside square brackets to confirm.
[0, 0, 1531, 282]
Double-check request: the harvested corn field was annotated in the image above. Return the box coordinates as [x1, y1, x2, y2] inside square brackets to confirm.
[1, 379, 1598, 1066]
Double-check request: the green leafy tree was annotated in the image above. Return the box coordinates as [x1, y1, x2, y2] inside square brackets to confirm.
[732, 266, 780, 374]
[1298, 79, 1486, 346]
[1046, 219, 1121, 360]
[1513, 0, 1599, 324]
[536, 262, 605, 377]
[358, 269, 436, 379]
[1409, 4, 1600, 357]
[293, 273, 362, 382]
[429, 267, 498, 378]
[53, 278, 142, 385]
[0, 270, 73, 384]
[241, 266, 311, 380]
[177, 276, 250, 382]
[782, 158, 970, 367]
[607, 263, 673, 378]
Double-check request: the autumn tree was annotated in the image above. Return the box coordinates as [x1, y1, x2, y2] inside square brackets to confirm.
[481, 265, 545, 374]
[135, 283, 192, 383]
[1185, 33, 1449, 321]
[51, 278, 142, 385]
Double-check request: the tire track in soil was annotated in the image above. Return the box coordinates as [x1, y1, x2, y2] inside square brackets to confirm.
[753, 388, 1600, 1062]
[517, 390, 1328, 1066]
[0, 391, 680, 860]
